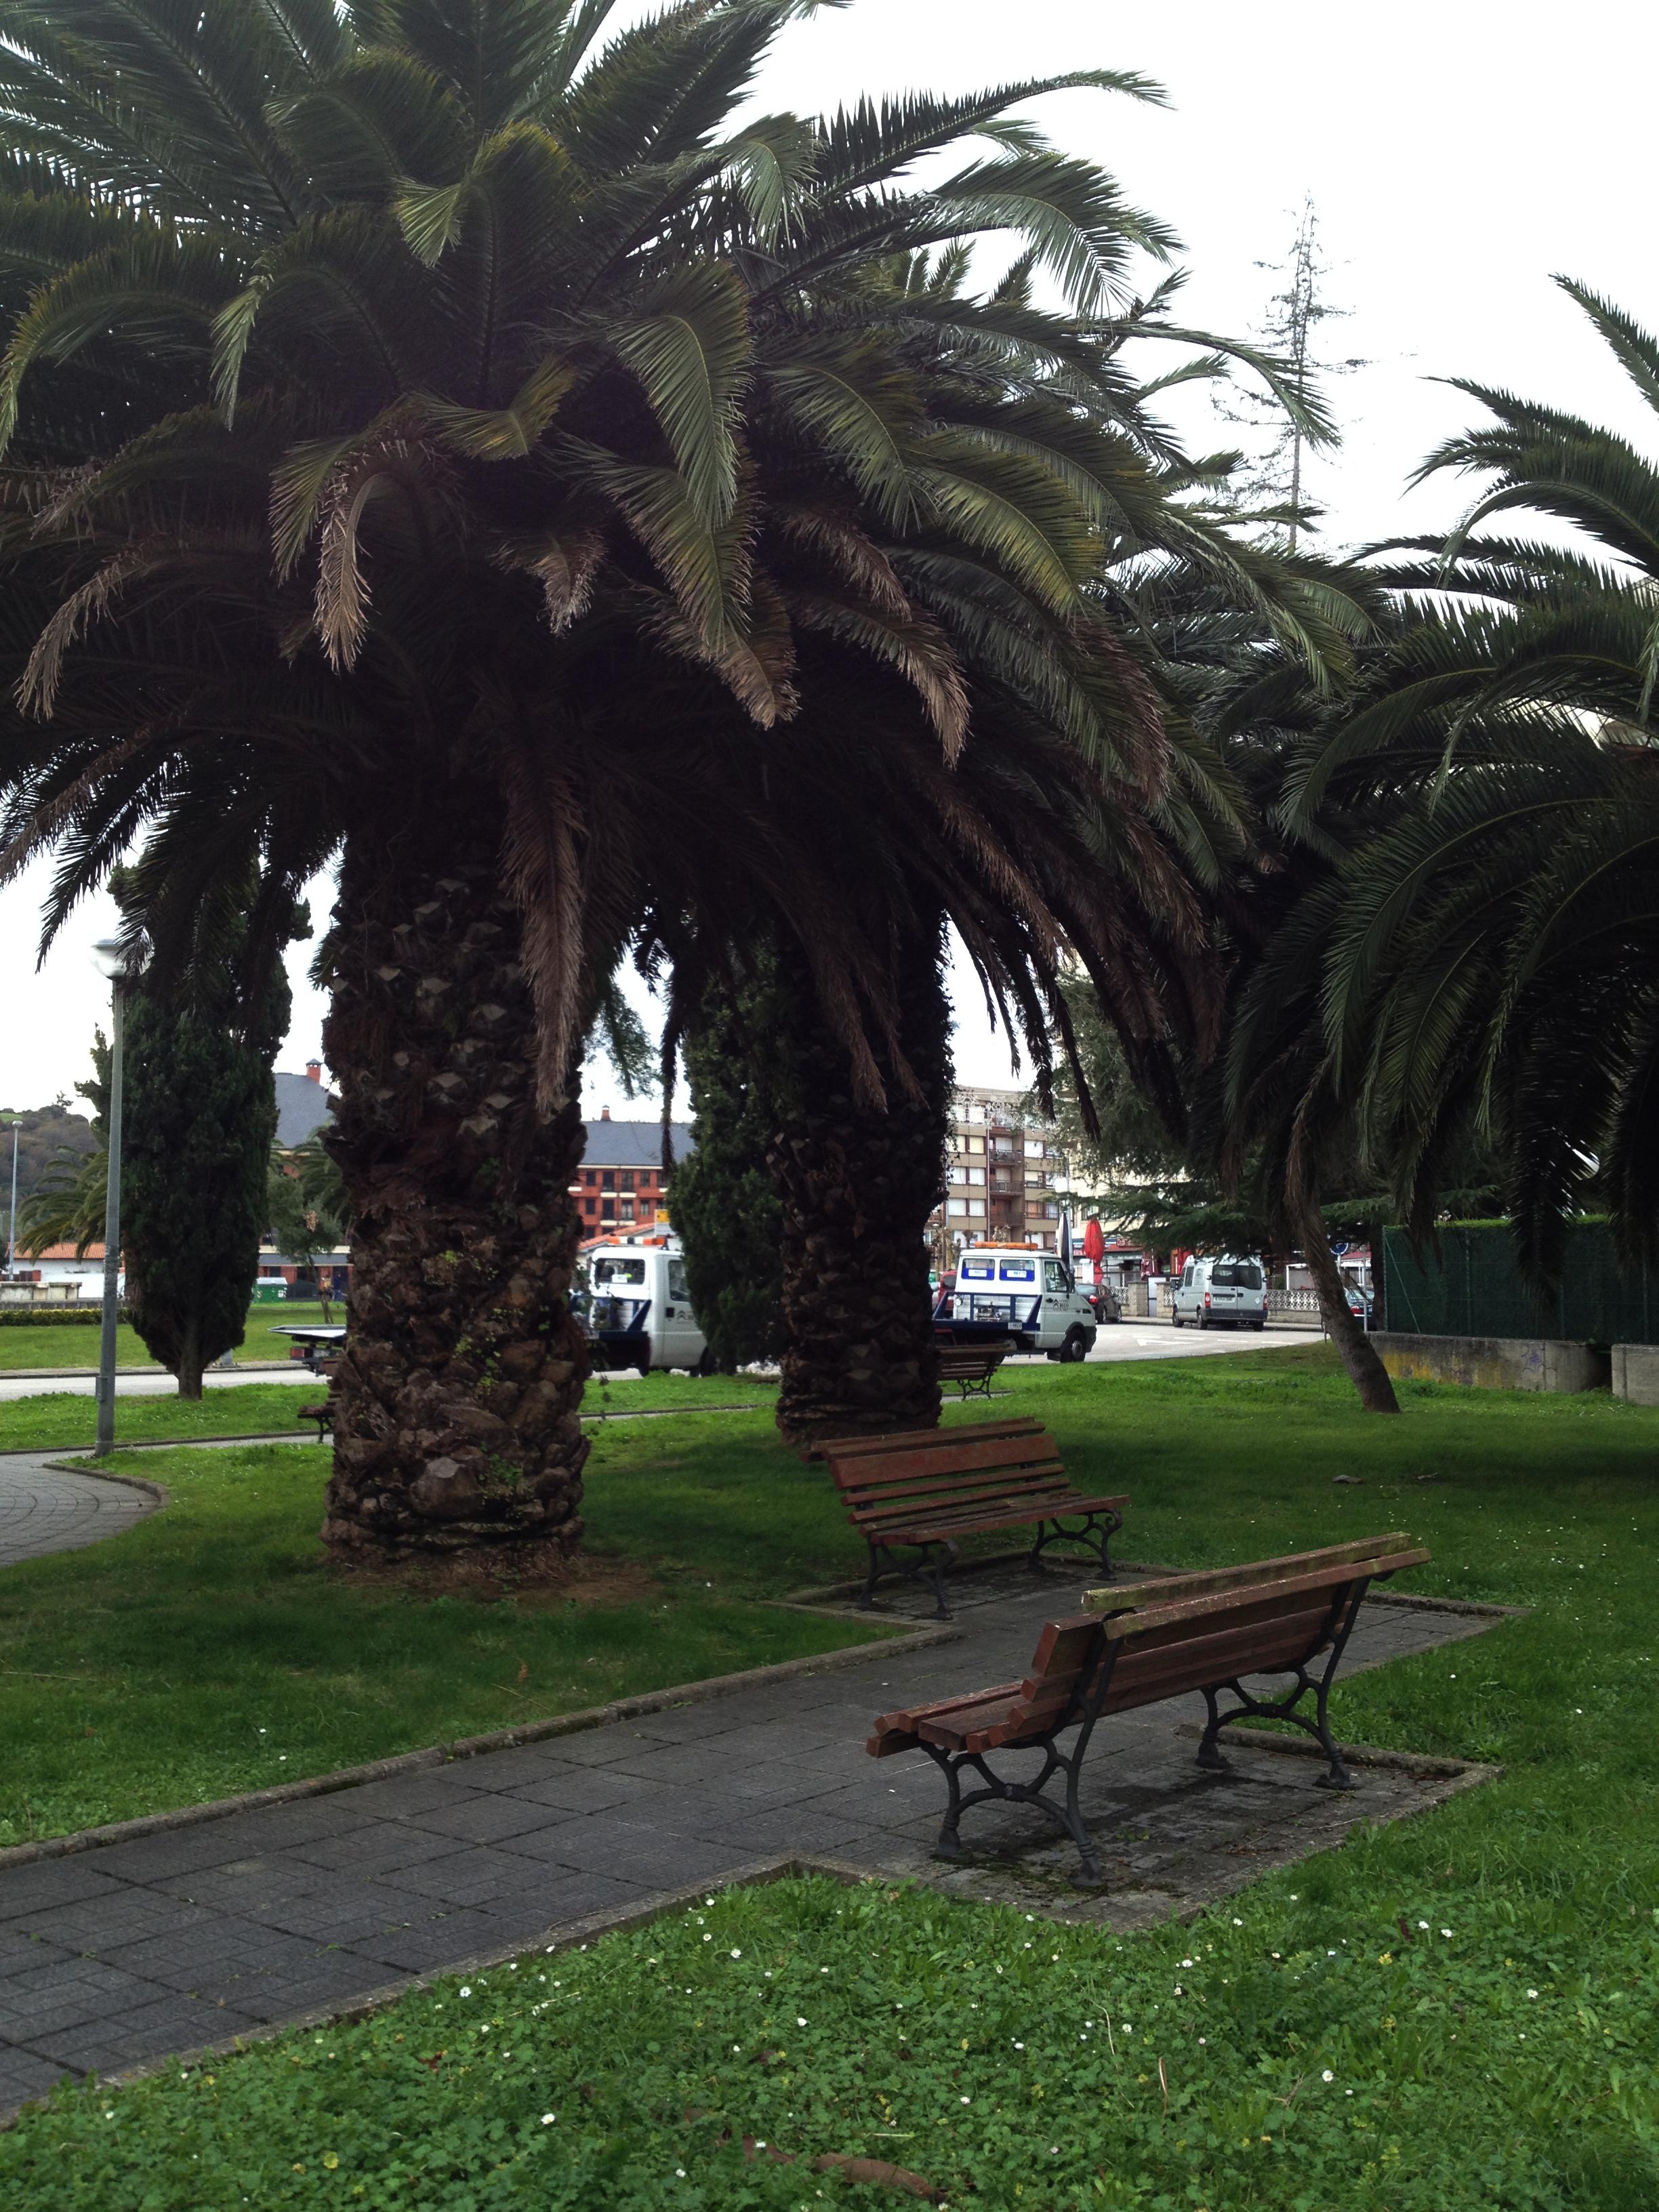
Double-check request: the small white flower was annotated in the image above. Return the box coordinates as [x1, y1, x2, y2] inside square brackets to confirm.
[702, 1934, 712, 1943]
[729, 1948, 741, 1959]
[1527, 1988, 1538, 1999]
[540, 2114, 556, 2127]
[459, 1987, 472, 1998]
[1233, 1917, 1243, 1926]
[732, 2044, 741, 2053]
[675, 2169, 686, 2179]
[797, 2017, 807, 2028]
[960, 2095, 970, 2104]
[1198, 2037, 1206, 2045]
[1322, 2069, 1334, 2083]
[1441, 1927, 1453, 1938]
[1418, 1921, 1429, 1930]
[103, 2110, 115, 2121]
[1012, 2040, 1023, 2049]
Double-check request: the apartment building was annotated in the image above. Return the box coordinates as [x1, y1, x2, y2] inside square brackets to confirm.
[928, 1085, 1061, 1263]
[573, 1106, 693, 1242]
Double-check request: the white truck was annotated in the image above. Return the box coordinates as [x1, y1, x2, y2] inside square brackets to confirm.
[580, 1239, 713, 1376]
[1169, 1254, 1269, 1330]
[933, 1243, 1099, 1362]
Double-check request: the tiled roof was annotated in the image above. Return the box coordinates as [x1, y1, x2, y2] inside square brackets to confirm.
[581, 1119, 693, 1168]
[274, 1071, 332, 1148]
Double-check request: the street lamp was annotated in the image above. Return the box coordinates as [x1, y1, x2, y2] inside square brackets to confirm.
[90, 935, 150, 1454]
[4, 1118, 20, 1278]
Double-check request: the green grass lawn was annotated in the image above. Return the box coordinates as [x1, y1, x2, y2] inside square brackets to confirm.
[3, 1345, 1658, 2207]
[0, 1368, 766, 1456]
[0, 1300, 342, 1371]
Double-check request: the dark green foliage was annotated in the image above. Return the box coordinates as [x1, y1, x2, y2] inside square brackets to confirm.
[671, 954, 786, 1372]
[123, 909, 301, 1396]
[0, 1097, 96, 1226]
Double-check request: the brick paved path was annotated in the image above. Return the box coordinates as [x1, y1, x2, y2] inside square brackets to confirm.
[0, 1451, 155, 1569]
[0, 1574, 1505, 2116]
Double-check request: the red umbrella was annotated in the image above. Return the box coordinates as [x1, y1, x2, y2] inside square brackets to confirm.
[1081, 1218, 1105, 1263]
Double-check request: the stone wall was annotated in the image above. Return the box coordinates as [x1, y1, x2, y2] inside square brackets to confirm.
[1373, 1332, 1610, 1395]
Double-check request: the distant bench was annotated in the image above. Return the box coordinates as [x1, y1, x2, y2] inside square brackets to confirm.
[811, 1416, 1128, 1618]
[297, 1354, 341, 1443]
[867, 1534, 1428, 1881]
[935, 1341, 1014, 1402]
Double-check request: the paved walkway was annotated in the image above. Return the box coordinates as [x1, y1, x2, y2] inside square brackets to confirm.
[0, 1574, 1503, 2115]
[0, 1452, 156, 1569]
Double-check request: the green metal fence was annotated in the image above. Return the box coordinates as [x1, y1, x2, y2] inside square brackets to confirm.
[1382, 1221, 1659, 1346]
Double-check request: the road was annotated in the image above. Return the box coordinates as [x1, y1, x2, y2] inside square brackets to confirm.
[0, 1320, 1326, 1405]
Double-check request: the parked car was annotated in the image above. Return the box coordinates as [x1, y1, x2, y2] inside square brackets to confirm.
[1085, 1283, 1122, 1326]
[576, 1240, 712, 1376]
[935, 1245, 1099, 1361]
[1170, 1254, 1269, 1331]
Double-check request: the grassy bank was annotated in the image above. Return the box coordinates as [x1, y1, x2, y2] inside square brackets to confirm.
[0, 1300, 340, 1372]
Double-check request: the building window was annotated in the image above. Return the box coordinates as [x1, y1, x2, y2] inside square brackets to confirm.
[620, 1198, 635, 1221]
[601, 1170, 615, 1191]
[965, 1166, 984, 1186]
[583, 1170, 597, 1187]
[619, 1170, 634, 1193]
[1028, 1139, 1046, 1159]
[583, 1197, 596, 1216]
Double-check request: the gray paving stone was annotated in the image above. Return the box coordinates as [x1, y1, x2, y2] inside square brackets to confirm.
[250, 1881, 428, 1943]
[285, 1820, 478, 1877]
[86, 1824, 279, 1885]
[504, 1767, 657, 1815]
[0, 1861, 130, 1920]
[0, 2043, 69, 2106]
[536, 1727, 664, 1767]
[10, 1890, 219, 1954]
[389, 1847, 568, 1908]
[0, 1449, 156, 1569]
[525, 1821, 752, 1887]
[152, 1853, 334, 1912]
[28, 1992, 264, 2072]
[0, 1928, 71, 1978]
[346, 1909, 545, 1973]
[401, 1793, 564, 1845]
[318, 1772, 480, 1818]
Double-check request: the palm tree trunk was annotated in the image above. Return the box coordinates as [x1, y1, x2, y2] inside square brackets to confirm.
[319, 800, 590, 1566]
[1288, 1176, 1399, 1414]
[769, 926, 951, 1449]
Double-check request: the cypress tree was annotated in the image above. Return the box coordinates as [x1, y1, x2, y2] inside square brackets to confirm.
[122, 903, 302, 1397]
[671, 955, 786, 1374]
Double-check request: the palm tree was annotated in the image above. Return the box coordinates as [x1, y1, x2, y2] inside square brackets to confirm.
[0, 0, 1328, 1553]
[1231, 283, 1659, 1336]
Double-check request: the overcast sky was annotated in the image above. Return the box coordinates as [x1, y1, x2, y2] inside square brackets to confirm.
[3, 0, 1653, 1114]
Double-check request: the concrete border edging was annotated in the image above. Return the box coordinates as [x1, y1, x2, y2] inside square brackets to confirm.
[0, 1625, 958, 1875]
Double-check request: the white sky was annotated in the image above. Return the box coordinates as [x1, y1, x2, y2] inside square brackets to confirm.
[3, 0, 1654, 1113]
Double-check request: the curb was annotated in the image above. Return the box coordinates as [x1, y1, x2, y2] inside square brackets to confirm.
[0, 1624, 960, 1875]
[1170, 1720, 1502, 1784]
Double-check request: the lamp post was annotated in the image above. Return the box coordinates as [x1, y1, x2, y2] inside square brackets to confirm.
[4, 1118, 19, 1277]
[90, 936, 149, 1455]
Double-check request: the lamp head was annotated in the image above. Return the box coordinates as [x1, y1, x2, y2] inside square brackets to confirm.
[89, 937, 150, 983]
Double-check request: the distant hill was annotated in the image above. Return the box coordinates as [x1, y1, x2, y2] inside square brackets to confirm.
[0, 1099, 98, 1212]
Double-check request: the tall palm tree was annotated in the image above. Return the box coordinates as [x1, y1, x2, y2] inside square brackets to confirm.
[1233, 283, 1659, 1325]
[0, 0, 1327, 1555]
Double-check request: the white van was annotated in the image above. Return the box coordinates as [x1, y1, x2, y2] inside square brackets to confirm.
[935, 1244, 1099, 1361]
[581, 1240, 712, 1376]
[1170, 1254, 1268, 1331]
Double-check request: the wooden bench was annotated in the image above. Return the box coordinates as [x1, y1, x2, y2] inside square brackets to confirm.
[935, 1341, 1014, 1402]
[297, 1355, 341, 1443]
[811, 1416, 1128, 1618]
[867, 1533, 1428, 1882]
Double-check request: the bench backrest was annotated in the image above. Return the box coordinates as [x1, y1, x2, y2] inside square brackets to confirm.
[986, 1539, 1428, 1745]
[819, 1420, 1070, 1533]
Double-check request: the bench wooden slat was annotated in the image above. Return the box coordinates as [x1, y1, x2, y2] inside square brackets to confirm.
[1103, 1551, 1429, 1639]
[844, 1470, 1074, 1523]
[830, 1433, 1065, 1488]
[809, 1417, 1044, 1462]
[1086, 1534, 1419, 1617]
[840, 1456, 1069, 1506]
[876, 1494, 1129, 1544]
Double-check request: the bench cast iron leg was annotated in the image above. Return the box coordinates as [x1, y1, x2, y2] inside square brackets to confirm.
[861, 1538, 957, 1619]
[923, 1737, 1105, 1887]
[1027, 1507, 1122, 1580]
